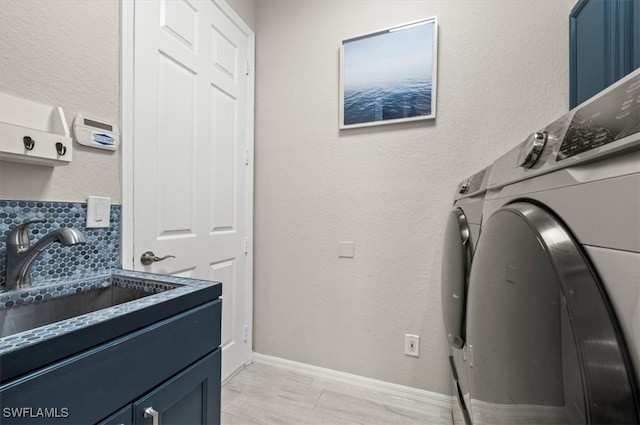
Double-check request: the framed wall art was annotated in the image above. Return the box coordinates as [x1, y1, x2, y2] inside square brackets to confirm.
[340, 17, 438, 129]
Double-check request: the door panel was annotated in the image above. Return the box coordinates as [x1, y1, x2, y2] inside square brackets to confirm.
[212, 28, 237, 78]
[161, 0, 198, 48]
[133, 0, 252, 380]
[157, 54, 197, 238]
[173, 268, 196, 279]
[210, 85, 237, 232]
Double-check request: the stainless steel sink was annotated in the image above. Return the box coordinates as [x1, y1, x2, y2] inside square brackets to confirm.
[0, 286, 155, 338]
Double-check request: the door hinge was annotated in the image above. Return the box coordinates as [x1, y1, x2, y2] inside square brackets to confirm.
[245, 149, 250, 166]
[244, 238, 249, 255]
[244, 325, 248, 344]
[246, 60, 251, 76]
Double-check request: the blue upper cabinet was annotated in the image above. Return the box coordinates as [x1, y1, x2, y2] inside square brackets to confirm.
[570, 0, 640, 108]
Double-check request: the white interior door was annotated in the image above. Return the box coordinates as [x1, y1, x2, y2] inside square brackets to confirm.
[131, 0, 254, 380]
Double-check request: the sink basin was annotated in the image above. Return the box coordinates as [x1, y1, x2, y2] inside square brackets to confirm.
[0, 285, 155, 338]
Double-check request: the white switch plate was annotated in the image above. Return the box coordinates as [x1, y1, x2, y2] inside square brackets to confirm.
[87, 196, 111, 228]
[338, 241, 354, 258]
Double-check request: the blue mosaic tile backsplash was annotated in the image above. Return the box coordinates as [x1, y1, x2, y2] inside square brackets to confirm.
[0, 200, 121, 287]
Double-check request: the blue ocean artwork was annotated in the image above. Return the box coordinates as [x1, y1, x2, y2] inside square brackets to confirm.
[342, 20, 435, 126]
[343, 78, 432, 125]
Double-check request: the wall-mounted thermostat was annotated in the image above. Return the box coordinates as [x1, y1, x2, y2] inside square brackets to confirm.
[72, 115, 119, 151]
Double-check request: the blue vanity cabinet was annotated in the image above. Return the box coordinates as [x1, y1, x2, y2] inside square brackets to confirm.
[99, 407, 133, 425]
[570, 0, 640, 108]
[132, 351, 221, 425]
[0, 299, 222, 425]
[98, 351, 221, 425]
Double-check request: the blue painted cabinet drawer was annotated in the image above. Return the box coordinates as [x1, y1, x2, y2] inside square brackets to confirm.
[132, 350, 221, 425]
[97, 406, 132, 425]
[0, 299, 221, 425]
[97, 350, 221, 425]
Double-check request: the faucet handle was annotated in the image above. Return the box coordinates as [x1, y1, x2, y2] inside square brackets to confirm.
[7, 218, 46, 248]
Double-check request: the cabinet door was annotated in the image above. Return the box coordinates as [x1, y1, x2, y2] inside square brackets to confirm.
[133, 350, 221, 425]
[570, 0, 640, 107]
[97, 406, 133, 425]
[0, 300, 220, 425]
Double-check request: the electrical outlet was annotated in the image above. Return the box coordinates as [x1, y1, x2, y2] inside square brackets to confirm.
[405, 334, 419, 357]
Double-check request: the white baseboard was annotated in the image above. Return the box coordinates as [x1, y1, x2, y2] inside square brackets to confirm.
[252, 352, 454, 409]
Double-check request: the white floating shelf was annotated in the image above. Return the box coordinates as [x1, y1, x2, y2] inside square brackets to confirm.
[0, 92, 73, 167]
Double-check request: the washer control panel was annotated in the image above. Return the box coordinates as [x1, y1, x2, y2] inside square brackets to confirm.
[487, 69, 640, 190]
[557, 72, 640, 161]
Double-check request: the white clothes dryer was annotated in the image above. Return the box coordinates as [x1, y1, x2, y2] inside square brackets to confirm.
[441, 166, 491, 425]
[465, 69, 640, 424]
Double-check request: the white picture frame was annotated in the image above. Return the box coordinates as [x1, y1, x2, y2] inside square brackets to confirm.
[340, 17, 438, 129]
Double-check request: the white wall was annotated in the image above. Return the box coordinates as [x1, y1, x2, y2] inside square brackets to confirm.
[0, 0, 120, 203]
[226, 0, 257, 31]
[254, 0, 574, 394]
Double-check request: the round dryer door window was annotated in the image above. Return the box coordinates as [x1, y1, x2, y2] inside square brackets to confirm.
[466, 202, 639, 424]
[441, 207, 472, 350]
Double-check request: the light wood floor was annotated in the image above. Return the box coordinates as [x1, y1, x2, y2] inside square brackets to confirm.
[222, 362, 454, 425]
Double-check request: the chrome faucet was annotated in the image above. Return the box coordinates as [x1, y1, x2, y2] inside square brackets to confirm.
[4, 219, 86, 291]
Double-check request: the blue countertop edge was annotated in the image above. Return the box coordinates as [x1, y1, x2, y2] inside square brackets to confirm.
[0, 269, 221, 356]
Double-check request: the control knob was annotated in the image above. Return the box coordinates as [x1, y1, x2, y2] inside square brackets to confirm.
[518, 132, 548, 168]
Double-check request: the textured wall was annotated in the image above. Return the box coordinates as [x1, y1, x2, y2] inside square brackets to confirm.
[254, 0, 574, 394]
[226, 0, 257, 31]
[0, 0, 120, 203]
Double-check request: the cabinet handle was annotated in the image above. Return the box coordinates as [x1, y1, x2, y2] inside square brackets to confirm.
[144, 407, 160, 425]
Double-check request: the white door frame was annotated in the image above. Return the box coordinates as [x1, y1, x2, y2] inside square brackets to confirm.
[120, 0, 255, 366]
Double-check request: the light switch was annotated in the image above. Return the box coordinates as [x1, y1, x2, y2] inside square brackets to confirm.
[338, 241, 355, 258]
[87, 196, 111, 228]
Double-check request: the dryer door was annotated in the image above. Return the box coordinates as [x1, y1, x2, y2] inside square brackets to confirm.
[441, 207, 472, 350]
[466, 202, 639, 424]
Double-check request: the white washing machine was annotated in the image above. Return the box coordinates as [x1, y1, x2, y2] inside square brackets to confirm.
[465, 69, 640, 424]
[441, 166, 491, 425]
